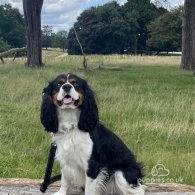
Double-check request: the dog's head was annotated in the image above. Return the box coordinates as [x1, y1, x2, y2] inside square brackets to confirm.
[40, 73, 98, 133]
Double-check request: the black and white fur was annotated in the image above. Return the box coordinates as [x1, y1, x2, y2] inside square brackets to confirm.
[41, 73, 145, 195]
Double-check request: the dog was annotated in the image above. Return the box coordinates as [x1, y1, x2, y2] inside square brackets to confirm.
[41, 73, 145, 195]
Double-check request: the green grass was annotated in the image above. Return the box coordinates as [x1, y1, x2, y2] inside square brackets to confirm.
[0, 54, 194, 185]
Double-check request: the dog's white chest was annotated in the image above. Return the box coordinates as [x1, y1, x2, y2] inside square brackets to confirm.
[53, 127, 93, 171]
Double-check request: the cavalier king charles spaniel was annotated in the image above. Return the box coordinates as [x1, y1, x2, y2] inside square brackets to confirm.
[41, 73, 145, 195]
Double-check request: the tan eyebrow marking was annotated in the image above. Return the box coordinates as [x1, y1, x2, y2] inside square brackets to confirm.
[59, 78, 66, 83]
[68, 77, 77, 83]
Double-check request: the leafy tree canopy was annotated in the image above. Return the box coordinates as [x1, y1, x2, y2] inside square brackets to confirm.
[0, 4, 26, 50]
[52, 31, 68, 51]
[42, 25, 53, 50]
[147, 7, 182, 53]
[0, 37, 10, 53]
[41, 28, 68, 52]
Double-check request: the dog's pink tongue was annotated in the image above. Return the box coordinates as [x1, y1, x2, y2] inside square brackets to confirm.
[63, 97, 72, 104]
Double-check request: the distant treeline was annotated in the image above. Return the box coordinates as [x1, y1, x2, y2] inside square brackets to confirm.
[0, 1, 182, 55]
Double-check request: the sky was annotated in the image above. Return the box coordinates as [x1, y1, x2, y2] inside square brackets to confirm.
[0, 0, 184, 32]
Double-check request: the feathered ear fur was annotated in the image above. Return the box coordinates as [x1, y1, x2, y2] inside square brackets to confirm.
[78, 81, 99, 132]
[40, 83, 58, 133]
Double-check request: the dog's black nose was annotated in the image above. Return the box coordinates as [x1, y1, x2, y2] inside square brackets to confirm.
[62, 84, 72, 92]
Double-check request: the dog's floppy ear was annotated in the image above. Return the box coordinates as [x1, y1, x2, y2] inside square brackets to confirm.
[78, 81, 99, 132]
[40, 83, 58, 133]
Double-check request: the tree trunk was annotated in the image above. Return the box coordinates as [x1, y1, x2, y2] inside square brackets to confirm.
[73, 27, 87, 70]
[134, 37, 138, 55]
[23, 0, 43, 67]
[181, 0, 195, 70]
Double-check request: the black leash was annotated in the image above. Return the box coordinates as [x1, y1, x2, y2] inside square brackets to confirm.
[40, 142, 61, 193]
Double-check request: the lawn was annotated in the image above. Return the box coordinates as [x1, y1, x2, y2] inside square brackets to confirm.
[0, 53, 194, 185]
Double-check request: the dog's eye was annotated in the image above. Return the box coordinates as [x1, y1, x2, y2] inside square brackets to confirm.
[72, 81, 79, 86]
[57, 83, 62, 87]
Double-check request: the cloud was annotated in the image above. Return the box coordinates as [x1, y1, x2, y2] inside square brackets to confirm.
[42, 0, 86, 31]
[0, 0, 9, 4]
[9, 0, 23, 13]
[1, 0, 127, 32]
[42, 9, 82, 32]
[43, 0, 83, 14]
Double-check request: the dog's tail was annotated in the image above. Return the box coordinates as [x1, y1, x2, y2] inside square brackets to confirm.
[114, 171, 146, 195]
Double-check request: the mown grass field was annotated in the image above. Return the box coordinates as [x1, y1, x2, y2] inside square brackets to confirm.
[0, 52, 195, 185]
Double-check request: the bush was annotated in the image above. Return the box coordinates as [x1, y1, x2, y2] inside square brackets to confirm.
[0, 37, 10, 52]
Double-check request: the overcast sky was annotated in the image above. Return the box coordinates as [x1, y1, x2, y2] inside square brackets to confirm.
[0, 0, 184, 32]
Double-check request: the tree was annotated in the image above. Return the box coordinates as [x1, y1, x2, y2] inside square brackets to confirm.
[123, 0, 167, 54]
[181, 0, 195, 70]
[68, 2, 135, 54]
[0, 38, 10, 53]
[0, 4, 26, 49]
[68, 7, 99, 54]
[52, 31, 68, 52]
[23, 0, 43, 67]
[42, 25, 53, 50]
[147, 8, 182, 54]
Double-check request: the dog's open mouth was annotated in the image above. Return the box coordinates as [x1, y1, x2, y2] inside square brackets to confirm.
[58, 95, 74, 106]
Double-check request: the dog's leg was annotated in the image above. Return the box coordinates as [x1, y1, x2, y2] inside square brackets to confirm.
[85, 168, 109, 195]
[85, 175, 101, 195]
[52, 172, 70, 195]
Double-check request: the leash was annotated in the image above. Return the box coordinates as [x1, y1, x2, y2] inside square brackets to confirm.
[40, 142, 61, 193]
